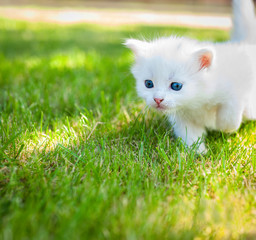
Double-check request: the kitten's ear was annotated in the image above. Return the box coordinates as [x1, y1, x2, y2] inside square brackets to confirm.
[193, 48, 214, 71]
[124, 39, 149, 57]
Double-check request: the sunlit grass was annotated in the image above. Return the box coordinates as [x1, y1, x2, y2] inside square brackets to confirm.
[0, 17, 256, 240]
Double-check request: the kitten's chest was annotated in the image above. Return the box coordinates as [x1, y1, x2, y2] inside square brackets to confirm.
[179, 105, 218, 129]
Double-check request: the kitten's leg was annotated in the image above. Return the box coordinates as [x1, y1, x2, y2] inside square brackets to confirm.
[216, 102, 244, 132]
[243, 106, 256, 120]
[170, 116, 206, 153]
[243, 95, 256, 120]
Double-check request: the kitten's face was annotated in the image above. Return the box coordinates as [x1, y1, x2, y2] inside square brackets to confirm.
[125, 37, 213, 113]
[132, 56, 198, 113]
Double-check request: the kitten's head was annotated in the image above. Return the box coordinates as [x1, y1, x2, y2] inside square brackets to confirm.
[125, 36, 215, 113]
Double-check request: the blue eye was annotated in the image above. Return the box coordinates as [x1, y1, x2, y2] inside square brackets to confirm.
[170, 82, 183, 91]
[145, 80, 154, 88]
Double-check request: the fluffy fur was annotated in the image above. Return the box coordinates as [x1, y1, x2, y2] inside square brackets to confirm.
[231, 0, 256, 43]
[125, 0, 256, 153]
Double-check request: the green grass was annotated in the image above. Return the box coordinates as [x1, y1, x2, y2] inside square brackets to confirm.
[0, 17, 256, 240]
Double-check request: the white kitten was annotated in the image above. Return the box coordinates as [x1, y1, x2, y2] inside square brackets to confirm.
[125, 0, 256, 153]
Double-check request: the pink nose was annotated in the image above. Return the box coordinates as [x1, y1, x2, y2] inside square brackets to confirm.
[154, 98, 164, 105]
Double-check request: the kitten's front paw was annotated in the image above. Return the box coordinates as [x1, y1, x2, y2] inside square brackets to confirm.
[182, 140, 207, 154]
[216, 121, 240, 133]
[197, 142, 207, 154]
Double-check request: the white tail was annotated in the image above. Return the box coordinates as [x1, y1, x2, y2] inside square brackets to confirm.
[231, 0, 256, 43]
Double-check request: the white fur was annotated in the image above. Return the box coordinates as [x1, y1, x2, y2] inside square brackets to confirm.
[231, 0, 256, 43]
[125, 0, 256, 153]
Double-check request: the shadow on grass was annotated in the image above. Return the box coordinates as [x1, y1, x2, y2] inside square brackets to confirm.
[0, 19, 229, 59]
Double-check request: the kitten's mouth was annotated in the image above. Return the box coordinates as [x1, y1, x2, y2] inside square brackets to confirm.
[155, 105, 167, 110]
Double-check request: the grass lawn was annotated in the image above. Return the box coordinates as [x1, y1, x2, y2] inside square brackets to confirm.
[0, 17, 256, 240]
